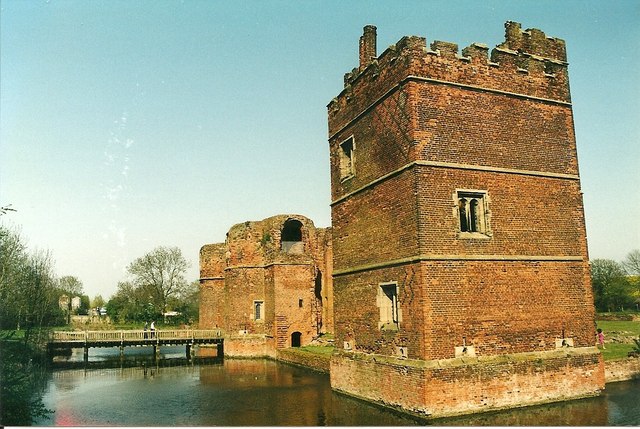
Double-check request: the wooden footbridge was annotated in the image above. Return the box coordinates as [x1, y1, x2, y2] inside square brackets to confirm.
[48, 329, 224, 361]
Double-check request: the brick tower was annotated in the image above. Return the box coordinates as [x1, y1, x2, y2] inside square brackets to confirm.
[328, 22, 604, 417]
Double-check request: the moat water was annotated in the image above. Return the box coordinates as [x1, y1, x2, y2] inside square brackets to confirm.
[34, 346, 640, 426]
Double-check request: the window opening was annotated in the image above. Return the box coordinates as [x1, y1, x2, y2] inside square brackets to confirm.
[379, 282, 399, 330]
[281, 219, 303, 253]
[254, 301, 264, 321]
[339, 136, 355, 179]
[457, 191, 489, 235]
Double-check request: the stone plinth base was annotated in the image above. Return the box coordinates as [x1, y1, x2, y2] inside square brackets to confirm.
[330, 347, 604, 418]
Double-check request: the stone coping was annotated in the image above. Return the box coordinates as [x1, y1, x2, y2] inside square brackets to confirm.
[332, 346, 600, 369]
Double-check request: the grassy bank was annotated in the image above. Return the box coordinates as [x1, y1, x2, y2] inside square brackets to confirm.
[596, 317, 640, 361]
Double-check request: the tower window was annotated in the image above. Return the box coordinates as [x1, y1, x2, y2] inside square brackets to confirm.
[339, 136, 355, 180]
[378, 282, 399, 330]
[254, 301, 264, 321]
[457, 190, 490, 237]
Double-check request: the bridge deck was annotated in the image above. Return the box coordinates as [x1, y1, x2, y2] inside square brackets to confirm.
[49, 329, 223, 349]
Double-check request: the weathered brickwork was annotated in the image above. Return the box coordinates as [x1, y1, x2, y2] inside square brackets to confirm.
[199, 215, 333, 352]
[328, 22, 603, 416]
[330, 349, 604, 418]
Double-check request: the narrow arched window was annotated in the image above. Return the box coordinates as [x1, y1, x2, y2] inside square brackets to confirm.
[469, 199, 479, 232]
[458, 199, 468, 232]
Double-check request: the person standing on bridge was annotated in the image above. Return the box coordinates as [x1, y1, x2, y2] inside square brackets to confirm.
[150, 321, 156, 339]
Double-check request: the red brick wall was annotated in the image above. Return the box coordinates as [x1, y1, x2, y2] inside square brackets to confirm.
[271, 264, 316, 347]
[328, 22, 601, 414]
[199, 215, 334, 351]
[199, 279, 225, 328]
[332, 172, 419, 271]
[416, 168, 588, 256]
[199, 244, 226, 329]
[333, 263, 426, 357]
[330, 348, 604, 418]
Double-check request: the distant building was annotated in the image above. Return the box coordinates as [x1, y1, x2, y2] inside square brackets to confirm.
[58, 295, 70, 311]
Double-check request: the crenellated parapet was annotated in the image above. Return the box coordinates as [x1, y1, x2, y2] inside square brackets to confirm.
[328, 22, 571, 137]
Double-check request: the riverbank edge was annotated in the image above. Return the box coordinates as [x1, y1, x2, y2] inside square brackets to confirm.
[604, 356, 640, 383]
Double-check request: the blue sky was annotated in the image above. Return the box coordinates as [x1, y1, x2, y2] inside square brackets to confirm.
[1, 0, 638, 299]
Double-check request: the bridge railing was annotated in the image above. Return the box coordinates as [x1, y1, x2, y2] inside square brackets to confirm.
[51, 329, 224, 343]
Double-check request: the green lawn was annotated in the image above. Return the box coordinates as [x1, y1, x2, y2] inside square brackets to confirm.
[596, 319, 640, 361]
[299, 345, 335, 355]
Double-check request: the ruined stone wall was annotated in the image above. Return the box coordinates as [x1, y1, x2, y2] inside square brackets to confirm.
[199, 215, 334, 352]
[271, 264, 317, 347]
[199, 244, 226, 329]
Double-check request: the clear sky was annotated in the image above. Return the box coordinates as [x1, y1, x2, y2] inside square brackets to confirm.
[1, 0, 638, 300]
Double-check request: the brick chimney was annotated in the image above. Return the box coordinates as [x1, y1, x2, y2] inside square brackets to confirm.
[359, 25, 377, 70]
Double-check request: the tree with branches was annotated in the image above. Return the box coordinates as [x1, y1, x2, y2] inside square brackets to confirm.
[126, 246, 190, 317]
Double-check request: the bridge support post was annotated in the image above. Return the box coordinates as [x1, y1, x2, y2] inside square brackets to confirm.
[217, 342, 224, 358]
[153, 345, 160, 360]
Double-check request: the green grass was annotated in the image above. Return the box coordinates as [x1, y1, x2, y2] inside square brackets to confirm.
[599, 343, 636, 361]
[596, 320, 640, 336]
[299, 345, 335, 355]
[596, 319, 640, 361]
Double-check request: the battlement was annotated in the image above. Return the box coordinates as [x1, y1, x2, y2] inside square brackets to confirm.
[329, 22, 570, 133]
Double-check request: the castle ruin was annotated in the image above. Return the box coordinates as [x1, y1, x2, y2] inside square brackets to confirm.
[200, 21, 604, 418]
[200, 215, 333, 356]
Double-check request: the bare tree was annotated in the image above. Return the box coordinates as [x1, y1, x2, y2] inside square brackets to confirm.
[622, 249, 640, 275]
[127, 246, 189, 315]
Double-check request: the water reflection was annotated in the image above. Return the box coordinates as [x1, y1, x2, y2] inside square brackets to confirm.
[35, 350, 640, 426]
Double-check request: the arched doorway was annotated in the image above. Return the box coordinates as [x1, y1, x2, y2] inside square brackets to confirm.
[291, 331, 302, 347]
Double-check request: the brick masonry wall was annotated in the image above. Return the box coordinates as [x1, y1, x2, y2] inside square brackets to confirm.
[332, 171, 419, 271]
[199, 215, 334, 351]
[333, 263, 426, 357]
[271, 264, 317, 347]
[416, 168, 588, 257]
[199, 244, 226, 329]
[223, 336, 276, 358]
[224, 267, 267, 334]
[330, 348, 604, 418]
[420, 260, 595, 360]
[413, 84, 578, 175]
[327, 22, 601, 415]
[199, 279, 225, 328]
[334, 260, 594, 361]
